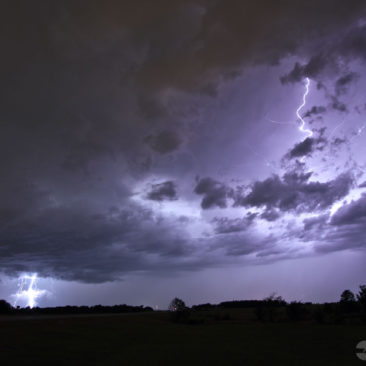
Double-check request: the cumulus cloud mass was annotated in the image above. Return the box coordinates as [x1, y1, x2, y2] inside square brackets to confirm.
[2, 0, 366, 306]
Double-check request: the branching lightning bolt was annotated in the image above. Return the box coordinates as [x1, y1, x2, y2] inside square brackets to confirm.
[296, 77, 313, 139]
[12, 273, 46, 308]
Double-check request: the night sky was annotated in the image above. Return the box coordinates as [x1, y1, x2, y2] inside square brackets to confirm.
[2, 0, 366, 308]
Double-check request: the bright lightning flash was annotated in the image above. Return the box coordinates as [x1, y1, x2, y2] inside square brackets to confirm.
[13, 274, 46, 308]
[296, 77, 313, 138]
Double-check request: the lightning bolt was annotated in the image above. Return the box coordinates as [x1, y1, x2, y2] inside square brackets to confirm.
[296, 77, 313, 139]
[266, 77, 313, 138]
[12, 273, 46, 308]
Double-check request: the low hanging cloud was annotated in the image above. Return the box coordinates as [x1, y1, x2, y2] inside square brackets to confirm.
[307, 195, 366, 254]
[212, 213, 257, 234]
[260, 209, 281, 222]
[194, 177, 232, 209]
[304, 106, 326, 118]
[284, 136, 327, 160]
[330, 194, 366, 226]
[0, 202, 202, 282]
[335, 72, 359, 96]
[235, 171, 353, 215]
[331, 96, 348, 112]
[147, 181, 177, 201]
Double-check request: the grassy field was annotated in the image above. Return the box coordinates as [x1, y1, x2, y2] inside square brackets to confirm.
[0, 310, 365, 365]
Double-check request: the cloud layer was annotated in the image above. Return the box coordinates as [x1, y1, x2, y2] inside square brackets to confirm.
[1, 0, 366, 286]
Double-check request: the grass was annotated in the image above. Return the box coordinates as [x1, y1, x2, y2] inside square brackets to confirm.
[0, 310, 365, 365]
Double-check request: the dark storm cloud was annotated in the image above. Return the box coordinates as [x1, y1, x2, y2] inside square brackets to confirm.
[288, 138, 315, 158]
[194, 177, 232, 209]
[280, 24, 366, 105]
[335, 72, 360, 96]
[208, 231, 272, 257]
[290, 196, 366, 254]
[144, 130, 182, 154]
[280, 56, 328, 84]
[221, 235, 261, 256]
[316, 225, 366, 253]
[2, 0, 366, 283]
[331, 96, 348, 112]
[1, 0, 365, 173]
[313, 198, 366, 253]
[212, 213, 256, 234]
[330, 194, 366, 226]
[260, 209, 281, 222]
[235, 171, 353, 214]
[284, 137, 324, 159]
[0, 179, 51, 228]
[147, 181, 177, 201]
[331, 137, 347, 147]
[3, 0, 365, 103]
[282, 66, 355, 113]
[303, 214, 329, 231]
[198, 0, 366, 83]
[137, 93, 167, 120]
[283, 128, 328, 160]
[0, 202, 201, 282]
[304, 106, 326, 118]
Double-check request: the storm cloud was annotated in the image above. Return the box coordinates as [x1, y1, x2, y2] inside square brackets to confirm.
[145, 131, 182, 154]
[330, 194, 366, 226]
[147, 181, 177, 201]
[212, 213, 256, 234]
[236, 172, 353, 214]
[194, 177, 232, 209]
[1, 0, 366, 305]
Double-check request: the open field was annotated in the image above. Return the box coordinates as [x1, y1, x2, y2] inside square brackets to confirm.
[0, 310, 365, 365]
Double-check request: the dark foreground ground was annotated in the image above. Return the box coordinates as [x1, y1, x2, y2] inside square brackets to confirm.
[0, 310, 365, 365]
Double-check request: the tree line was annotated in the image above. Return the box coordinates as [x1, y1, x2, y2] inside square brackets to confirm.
[0, 301, 153, 315]
[1, 285, 365, 323]
[168, 285, 366, 324]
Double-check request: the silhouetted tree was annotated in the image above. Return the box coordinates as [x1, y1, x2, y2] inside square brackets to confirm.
[0, 299, 13, 314]
[256, 293, 286, 322]
[169, 298, 189, 322]
[264, 293, 286, 306]
[357, 285, 366, 310]
[340, 289, 357, 313]
[340, 289, 356, 303]
[169, 298, 186, 312]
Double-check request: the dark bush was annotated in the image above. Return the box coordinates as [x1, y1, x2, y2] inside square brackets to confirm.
[0, 299, 13, 314]
[286, 302, 308, 322]
[313, 306, 325, 324]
